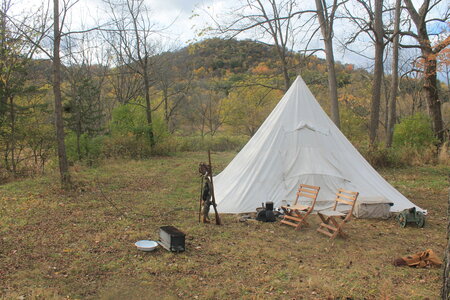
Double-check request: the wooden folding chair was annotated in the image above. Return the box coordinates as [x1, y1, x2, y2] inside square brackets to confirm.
[280, 184, 320, 230]
[316, 188, 359, 239]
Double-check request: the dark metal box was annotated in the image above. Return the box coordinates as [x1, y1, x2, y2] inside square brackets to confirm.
[159, 226, 186, 252]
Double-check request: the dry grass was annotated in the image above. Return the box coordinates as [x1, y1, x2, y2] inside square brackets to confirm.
[438, 142, 450, 165]
[0, 152, 448, 299]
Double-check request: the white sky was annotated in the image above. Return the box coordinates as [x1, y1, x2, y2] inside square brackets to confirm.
[10, 0, 449, 75]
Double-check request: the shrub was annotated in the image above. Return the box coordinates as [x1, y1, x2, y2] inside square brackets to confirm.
[108, 103, 172, 157]
[151, 135, 179, 156]
[438, 142, 450, 165]
[209, 135, 248, 151]
[393, 113, 438, 149]
[339, 107, 367, 144]
[359, 145, 403, 168]
[110, 104, 146, 137]
[389, 113, 439, 166]
[0, 167, 12, 184]
[101, 135, 152, 159]
[174, 135, 248, 152]
[66, 132, 105, 165]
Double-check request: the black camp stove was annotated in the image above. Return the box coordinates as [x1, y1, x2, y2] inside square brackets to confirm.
[256, 202, 276, 222]
[159, 226, 186, 252]
[265, 201, 274, 211]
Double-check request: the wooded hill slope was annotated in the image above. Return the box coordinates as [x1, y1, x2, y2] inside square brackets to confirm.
[156, 38, 448, 138]
[1, 38, 448, 181]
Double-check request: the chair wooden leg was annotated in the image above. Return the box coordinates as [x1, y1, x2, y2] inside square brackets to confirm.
[318, 213, 328, 224]
[281, 209, 311, 230]
[281, 212, 304, 229]
[294, 211, 311, 230]
[318, 214, 334, 233]
[317, 214, 348, 239]
[329, 218, 348, 239]
[317, 213, 335, 237]
[328, 217, 339, 239]
[295, 221, 304, 230]
[294, 217, 309, 230]
[338, 230, 347, 238]
[336, 225, 348, 238]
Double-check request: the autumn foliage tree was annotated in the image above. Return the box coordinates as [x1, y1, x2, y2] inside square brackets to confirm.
[403, 0, 449, 143]
[223, 77, 282, 136]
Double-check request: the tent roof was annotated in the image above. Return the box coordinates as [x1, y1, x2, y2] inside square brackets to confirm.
[213, 76, 424, 214]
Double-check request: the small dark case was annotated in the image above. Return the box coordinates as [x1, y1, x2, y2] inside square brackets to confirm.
[159, 226, 186, 252]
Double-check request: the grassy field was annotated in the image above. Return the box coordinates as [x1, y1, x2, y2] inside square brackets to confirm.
[0, 152, 448, 299]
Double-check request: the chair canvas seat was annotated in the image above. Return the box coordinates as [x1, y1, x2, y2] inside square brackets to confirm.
[282, 204, 309, 211]
[318, 210, 345, 217]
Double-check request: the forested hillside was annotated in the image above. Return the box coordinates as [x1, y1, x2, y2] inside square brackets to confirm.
[1, 36, 449, 183]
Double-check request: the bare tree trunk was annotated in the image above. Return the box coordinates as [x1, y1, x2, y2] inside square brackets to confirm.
[201, 117, 205, 139]
[143, 73, 155, 147]
[386, 0, 400, 148]
[278, 50, 290, 91]
[315, 0, 340, 128]
[53, 0, 70, 186]
[324, 38, 340, 128]
[445, 62, 450, 102]
[76, 132, 81, 160]
[369, 0, 384, 147]
[422, 50, 444, 142]
[0, 2, 7, 121]
[3, 144, 9, 171]
[163, 89, 169, 125]
[9, 96, 16, 176]
[383, 75, 389, 133]
[208, 95, 213, 137]
[443, 186, 450, 299]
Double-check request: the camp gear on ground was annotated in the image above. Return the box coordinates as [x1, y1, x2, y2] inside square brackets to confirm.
[135, 240, 158, 252]
[213, 76, 424, 215]
[198, 163, 208, 222]
[265, 201, 274, 211]
[393, 249, 442, 267]
[280, 184, 320, 230]
[199, 162, 211, 177]
[197, 151, 221, 225]
[317, 189, 359, 239]
[353, 196, 393, 219]
[396, 207, 425, 228]
[159, 226, 186, 252]
[238, 215, 252, 222]
[207, 150, 221, 225]
[256, 202, 276, 222]
[201, 179, 212, 223]
[256, 209, 276, 222]
[256, 206, 265, 213]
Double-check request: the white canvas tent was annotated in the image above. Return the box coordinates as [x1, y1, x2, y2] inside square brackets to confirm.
[213, 76, 424, 214]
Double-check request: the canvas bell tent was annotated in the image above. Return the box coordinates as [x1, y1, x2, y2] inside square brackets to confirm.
[213, 76, 424, 214]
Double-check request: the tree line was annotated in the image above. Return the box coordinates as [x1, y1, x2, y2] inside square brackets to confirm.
[0, 0, 449, 186]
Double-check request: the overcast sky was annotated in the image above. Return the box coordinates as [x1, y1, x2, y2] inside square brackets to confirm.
[11, 0, 449, 75]
[12, 0, 222, 45]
